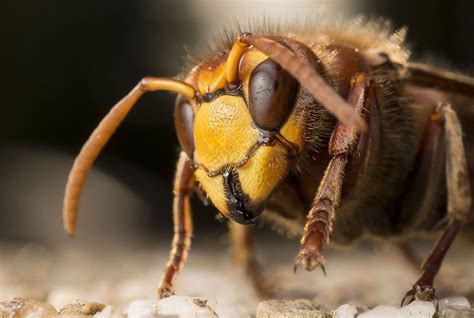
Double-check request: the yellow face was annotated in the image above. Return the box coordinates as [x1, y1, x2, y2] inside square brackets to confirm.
[183, 50, 307, 224]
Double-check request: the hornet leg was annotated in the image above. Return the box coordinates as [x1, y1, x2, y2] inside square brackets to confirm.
[295, 74, 373, 272]
[157, 152, 195, 299]
[401, 103, 471, 306]
[229, 222, 273, 297]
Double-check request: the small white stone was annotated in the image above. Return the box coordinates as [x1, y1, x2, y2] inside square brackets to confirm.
[126, 300, 158, 318]
[359, 301, 436, 318]
[157, 296, 218, 318]
[358, 305, 405, 318]
[400, 300, 436, 317]
[333, 304, 358, 318]
[439, 296, 471, 312]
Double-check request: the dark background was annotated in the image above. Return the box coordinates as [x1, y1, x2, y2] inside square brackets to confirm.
[1, 0, 473, 247]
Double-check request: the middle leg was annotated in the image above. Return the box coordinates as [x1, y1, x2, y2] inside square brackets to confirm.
[228, 222, 273, 297]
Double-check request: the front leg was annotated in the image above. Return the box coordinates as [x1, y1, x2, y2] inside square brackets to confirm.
[295, 74, 371, 272]
[295, 155, 348, 272]
[157, 152, 195, 299]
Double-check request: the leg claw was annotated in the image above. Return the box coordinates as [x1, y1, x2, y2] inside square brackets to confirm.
[157, 284, 175, 300]
[401, 284, 438, 308]
[294, 247, 326, 274]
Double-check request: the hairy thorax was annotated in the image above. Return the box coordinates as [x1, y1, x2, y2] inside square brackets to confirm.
[261, 38, 426, 244]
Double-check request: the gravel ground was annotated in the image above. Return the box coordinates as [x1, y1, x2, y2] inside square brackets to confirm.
[1, 234, 473, 317]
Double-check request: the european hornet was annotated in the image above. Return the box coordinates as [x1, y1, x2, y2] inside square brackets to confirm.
[63, 19, 474, 305]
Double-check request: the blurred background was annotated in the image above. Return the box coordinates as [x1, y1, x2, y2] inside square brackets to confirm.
[1, 0, 474, 310]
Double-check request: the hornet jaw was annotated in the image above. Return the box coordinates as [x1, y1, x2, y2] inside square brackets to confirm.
[222, 169, 263, 225]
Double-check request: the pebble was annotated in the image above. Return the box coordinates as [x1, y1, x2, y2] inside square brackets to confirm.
[59, 301, 106, 316]
[333, 303, 360, 318]
[157, 296, 218, 318]
[399, 300, 437, 317]
[358, 305, 406, 318]
[439, 296, 474, 318]
[0, 298, 58, 318]
[352, 300, 437, 318]
[1, 295, 472, 317]
[439, 296, 472, 311]
[440, 307, 474, 318]
[257, 299, 325, 318]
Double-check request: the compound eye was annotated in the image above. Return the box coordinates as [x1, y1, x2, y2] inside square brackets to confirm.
[248, 59, 298, 130]
[174, 95, 194, 158]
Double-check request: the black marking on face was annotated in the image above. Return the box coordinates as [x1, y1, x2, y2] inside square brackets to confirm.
[201, 83, 243, 103]
[222, 168, 263, 225]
